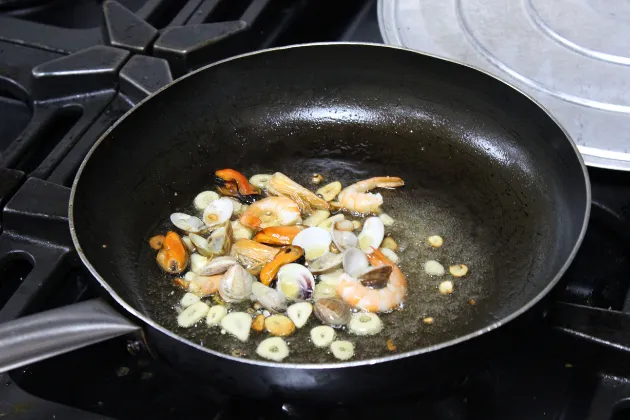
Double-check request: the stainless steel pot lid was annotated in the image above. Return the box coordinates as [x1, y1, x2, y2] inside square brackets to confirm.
[378, 0, 630, 170]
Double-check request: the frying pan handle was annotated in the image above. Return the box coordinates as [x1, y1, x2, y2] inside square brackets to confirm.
[550, 302, 630, 352]
[0, 299, 141, 374]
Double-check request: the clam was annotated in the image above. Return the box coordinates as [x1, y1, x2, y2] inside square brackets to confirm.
[219, 264, 254, 303]
[291, 227, 332, 260]
[313, 282, 338, 300]
[357, 216, 385, 253]
[276, 263, 315, 301]
[308, 252, 343, 274]
[170, 213, 207, 233]
[331, 229, 358, 252]
[358, 266, 392, 289]
[189, 233, 213, 257]
[342, 247, 369, 278]
[190, 253, 209, 274]
[203, 197, 233, 228]
[196, 256, 238, 276]
[313, 297, 351, 326]
[251, 281, 287, 312]
[207, 222, 233, 256]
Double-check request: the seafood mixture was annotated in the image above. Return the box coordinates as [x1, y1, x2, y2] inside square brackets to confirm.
[148, 169, 470, 362]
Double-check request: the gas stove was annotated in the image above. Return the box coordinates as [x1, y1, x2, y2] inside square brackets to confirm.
[1, 1, 630, 419]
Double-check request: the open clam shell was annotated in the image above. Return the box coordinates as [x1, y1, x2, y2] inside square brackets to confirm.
[308, 252, 344, 274]
[276, 263, 315, 301]
[357, 216, 384, 253]
[342, 247, 369, 278]
[251, 281, 287, 312]
[203, 197, 233, 228]
[291, 227, 331, 260]
[219, 264, 254, 303]
[170, 213, 207, 233]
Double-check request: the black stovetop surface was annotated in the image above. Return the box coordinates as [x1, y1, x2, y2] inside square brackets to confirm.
[1, 1, 630, 419]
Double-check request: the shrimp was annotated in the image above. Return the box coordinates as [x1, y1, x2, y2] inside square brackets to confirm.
[173, 274, 222, 297]
[337, 176, 404, 214]
[336, 247, 407, 312]
[266, 172, 329, 214]
[156, 231, 188, 274]
[231, 239, 281, 274]
[239, 196, 301, 230]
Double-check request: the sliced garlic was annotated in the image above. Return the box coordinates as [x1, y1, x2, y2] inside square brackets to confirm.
[334, 220, 354, 232]
[184, 271, 196, 282]
[316, 181, 342, 202]
[194, 191, 219, 211]
[177, 301, 210, 327]
[303, 210, 331, 227]
[227, 198, 243, 215]
[449, 264, 468, 277]
[256, 337, 289, 361]
[319, 269, 344, 285]
[310, 325, 335, 347]
[427, 235, 443, 248]
[439, 280, 454, 295]
[378, 248, 399, 264]
[424, 260, 445, 276]
[249, 174, 273, 190]
[287, 302, 313, 328]
[220, 312, 252, 342]
[330, 340, 354, 360]
[206, 305, 228, 326]
[231, 220, 253, 240]
[378, 213, 394, 226]
[348, 313, 383, 336]
[317, 214, 345, 230]
[351, 220, 362, 230]
[180, 292, 201, 308]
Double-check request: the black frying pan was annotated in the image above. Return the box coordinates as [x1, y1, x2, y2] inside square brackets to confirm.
[0, 43, 590, 402]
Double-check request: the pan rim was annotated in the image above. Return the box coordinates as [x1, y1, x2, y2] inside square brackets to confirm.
[69, 41, 591, 370]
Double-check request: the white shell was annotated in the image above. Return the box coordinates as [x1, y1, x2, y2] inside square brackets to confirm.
[357, 216, 385, 253]
[332, 229, 358, 252]
[342, 247, 369, 278]
[219, 265, 254, 302]
[276, 263, 315, 301]
[190, 253, 209, 274]
[182, 236, 195, 252]
[203, 197, 233, 228]
[194, 191, 219, 211]
[251, 281, 287, 312]
[308, 252, 343, 274]
[189, 233, 213, 257]
[170, 213, 206, 233]
[292, 227, 332, 260]
[197, 256, 238, 275]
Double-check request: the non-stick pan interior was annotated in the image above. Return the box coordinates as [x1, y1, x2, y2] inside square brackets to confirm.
[71, 44, 588, 358]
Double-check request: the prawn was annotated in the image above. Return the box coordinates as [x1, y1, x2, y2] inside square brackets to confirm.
[173, 274, 222, 297]
[239, 196, 301, 230]
[336, 247, 407, 312]
[337, 176, 404, 214]
[231, 238, 281, 274]
[266, 172, 329, 214]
